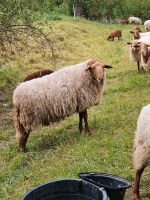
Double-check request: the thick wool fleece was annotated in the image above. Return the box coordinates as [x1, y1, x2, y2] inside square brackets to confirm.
[141, 47, 150, 71]
[133, 105, 150, 170]
[13, 59, 105, 134]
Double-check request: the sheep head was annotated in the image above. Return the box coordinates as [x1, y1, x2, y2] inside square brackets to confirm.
[86, 59, 112, 84]
[130, 30, 141, 39]
[127, 41, 141, 52]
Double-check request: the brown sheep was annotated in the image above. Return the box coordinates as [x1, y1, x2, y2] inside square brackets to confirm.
[120, 19, 129, 24]
[23, 69, 53, 82]
[107, 30, 122, 41]
[134, 26, 142, 31]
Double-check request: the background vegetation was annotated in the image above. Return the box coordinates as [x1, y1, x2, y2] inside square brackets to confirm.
[0, 1, 150, 200]
[57, 0, 150, 20]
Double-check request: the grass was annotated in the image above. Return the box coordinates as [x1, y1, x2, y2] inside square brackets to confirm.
[0, 16, 150, 199]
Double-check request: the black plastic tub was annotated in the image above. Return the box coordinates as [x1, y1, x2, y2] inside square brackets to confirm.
[20, 178, 108, 200]
[78, 173, 131, 200]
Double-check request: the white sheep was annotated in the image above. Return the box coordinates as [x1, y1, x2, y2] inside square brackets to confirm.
[13, 59, 112, 152]
[144, 20, 150, 32]
[133, 104, 150, 199]
[128, 17, 142, 25]
[127, 36, 150, 72]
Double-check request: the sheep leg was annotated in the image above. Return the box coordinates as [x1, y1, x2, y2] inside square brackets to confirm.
[79, 112, 84, 132]
[79, 110, 90, 133]
[137, 61, 140, 73]
[83, 110, 91, 134]
[18, 123, 30, 152]
[133, 167, 145, 199]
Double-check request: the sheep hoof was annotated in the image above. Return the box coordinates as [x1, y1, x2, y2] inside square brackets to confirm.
[132, 188, 140, 199]
[20, 147, 27, 153]
[79, 126, 83, 133]
[133, 193, 140, 200]
[84, 127, 92, 135]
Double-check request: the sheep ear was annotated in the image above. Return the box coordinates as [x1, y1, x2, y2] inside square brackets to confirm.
[127, 42, 132, 45]
[85, 59, 97, 71]
[130, 31, 134, 33]
[104, 65, 113, 69]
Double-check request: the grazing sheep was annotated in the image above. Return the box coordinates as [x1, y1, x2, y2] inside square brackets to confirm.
[133, 105, 150, 199]
[120, 19, 129, 24]
[128, 17, 142, 25]
[140, 43, 150, 71]
[107, 30, 122, 41]
[23, 69, 53, 82]
[144, 20, 150, 32]
[13, 59, 112, 152]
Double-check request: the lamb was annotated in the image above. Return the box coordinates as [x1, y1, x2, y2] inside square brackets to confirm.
[128, 17, 142, 25]
[13, 59, 112, 152]
[23, 69, 53, 82]
[107, 30, 122, 41]
[140, 43, 150, 71]
[144, 20, 150, 32]
[133, 104, 150, 199]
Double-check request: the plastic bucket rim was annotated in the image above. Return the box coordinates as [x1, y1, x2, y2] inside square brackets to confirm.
[78, 172, 131, 189]
[20, 178, 108, 200]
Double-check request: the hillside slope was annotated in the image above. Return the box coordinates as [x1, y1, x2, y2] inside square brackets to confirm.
[0, 17, 150, 200]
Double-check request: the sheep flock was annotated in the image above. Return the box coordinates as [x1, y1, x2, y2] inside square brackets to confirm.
[12, 16, 150, 200]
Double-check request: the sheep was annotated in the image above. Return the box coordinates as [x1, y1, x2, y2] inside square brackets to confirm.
[134, 26, 142, 31]
[13, 59, 112, 152]
[127, 40, 142, 72]
[127, 36, 150, 72]
[107, 30, 122, 41]
[140, 43, 150, 71]
[23, 69, 92, 135]
[130, 30, 150, 40]
[120, 19, 129, 24]
[133, 104, 150, 199]
[128, 17, 142, 25]
[23, 69, 53, 82]
[144, 20, 150, 32]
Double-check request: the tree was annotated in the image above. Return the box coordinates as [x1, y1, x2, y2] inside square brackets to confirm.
[0, 0, 55, 56]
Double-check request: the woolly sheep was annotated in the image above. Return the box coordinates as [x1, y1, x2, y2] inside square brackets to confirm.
[13, 59, 112, 152]
[127, 36, 150, 72]
[140, 43, 150, 71]
[23, 69, 92, 135]
[128, 17, 142, 25]
[130, 30, 150, 40]
[144, 20, 150, 32]
[133, 104, 150, 199]
[127, 40, 142, 72]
